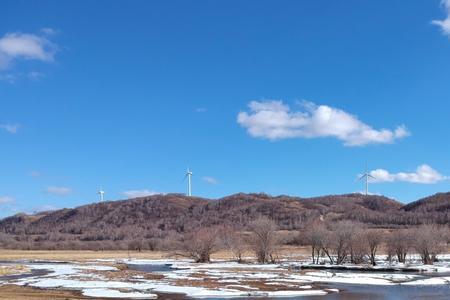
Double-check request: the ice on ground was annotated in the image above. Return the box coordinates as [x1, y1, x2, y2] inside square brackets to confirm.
[10, 256, 450, 298]
[267, 290, 328, 297]
[82, 288, 157, 299]
[401, 277, 450, 285]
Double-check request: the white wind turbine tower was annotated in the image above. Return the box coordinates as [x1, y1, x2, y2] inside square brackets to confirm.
[184, 168, 193, 197]
[359, 166, 375, 196]
[98, 187, 105, 202]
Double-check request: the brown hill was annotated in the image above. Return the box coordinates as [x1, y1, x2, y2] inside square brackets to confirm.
[402, 192, 450, 212]
[0, 192, 448, 250]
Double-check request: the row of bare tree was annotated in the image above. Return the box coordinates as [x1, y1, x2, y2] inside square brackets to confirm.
[1, 216, 448, 266]
[178, 219, 450, 265]
[303, 221, 449, 265]
[176, 217, 280, 263]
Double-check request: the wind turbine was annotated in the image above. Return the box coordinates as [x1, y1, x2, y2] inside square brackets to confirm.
[359, 166, 375, 196]
[184, 168, 193, 197]
[98, 187, 105, 202]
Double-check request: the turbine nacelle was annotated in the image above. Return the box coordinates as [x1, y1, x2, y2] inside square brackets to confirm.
[184, 168, 193, 197]
[359, 167, 376, 196]
[97, 188, 105, 202]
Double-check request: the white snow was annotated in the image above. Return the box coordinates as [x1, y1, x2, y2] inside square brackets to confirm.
[82, 288, 157, 299]
[7, 256, 450, 299]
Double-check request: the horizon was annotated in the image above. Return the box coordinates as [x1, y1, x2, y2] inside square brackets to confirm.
[2, 0, 450, 218]
[3, 190, 446, 218]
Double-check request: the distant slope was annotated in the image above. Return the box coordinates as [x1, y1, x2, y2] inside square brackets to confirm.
[0, 192, 448, 250]
[0, 193, 403, 234]
[402, 192, 450, 212]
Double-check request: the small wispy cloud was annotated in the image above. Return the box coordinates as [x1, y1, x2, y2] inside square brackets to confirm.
[45, 186, 72, 196]
[238, 100, 409, 146]
[367, 165, 448, 184]
[195, 107, 207, 113]
[0, 196, 15, 204]
[27, 71, 44, 80]
[202, 176, 218, 184]
[33, 204, 58, 213]
[432, 0, 450, 37]
[40, 28, 58, 36]
[0, 123, 20, 134]
[29, 170, 42, 177]
[0, 73, 17, 83]
[0, 31, 57, 70]
[121, 189, 161, 199]
[0, 71, 45, 83]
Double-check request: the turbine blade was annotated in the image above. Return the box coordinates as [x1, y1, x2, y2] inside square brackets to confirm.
[358, 174, 366, 181]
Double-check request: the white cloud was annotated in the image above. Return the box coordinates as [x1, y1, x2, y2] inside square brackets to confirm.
[0, 73, 17, 83]
[0, 196, 14, 204]
[0, 31, 57, 69]
[369, 164, 448, 184]
[29, 170, 42, 177]
[40, 28, 58, 36]
[45, 186, 72, 196]
[432, 0, 450, 37]
[202, 176, 218, 184]
[27, 71, 44, 80]
[0, 123, 20, 134]
[195, 107, 207, 113]
[121, 189, 160, 199]
[33, 204, 58, 213]
[237, 100, 409, 146]
[0, 71, 44, 83]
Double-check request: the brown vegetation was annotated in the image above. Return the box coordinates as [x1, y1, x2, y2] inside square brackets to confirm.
[0, 285, 90, 299]
[302, 222, 449, 266]
[1, 192, 450, 256]
[247, 217, 280, 263]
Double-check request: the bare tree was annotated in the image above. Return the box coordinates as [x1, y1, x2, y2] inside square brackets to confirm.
[320, 228, 336, 264]
[349, 226, 367, 264]
[182, 227, 219, 263]
[412, 225, 448, 265]
[328, 221, 354, 265]
[128, 240, 143, 252]
[386, 229, 412, 263]
[248, 217, 279, 263]
[220, 226, 246, 263]
[304, 222, 328, 264]
[364, 230, 383, 266]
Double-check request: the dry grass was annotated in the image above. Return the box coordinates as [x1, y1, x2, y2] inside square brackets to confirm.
[0, 285, 90, 299]
[0, 265, 28, 276]
[0, 250, 167, 261]
[0, 246, 310, 262]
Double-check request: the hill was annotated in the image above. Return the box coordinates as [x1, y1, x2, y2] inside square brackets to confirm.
[0, 192, 448, 250]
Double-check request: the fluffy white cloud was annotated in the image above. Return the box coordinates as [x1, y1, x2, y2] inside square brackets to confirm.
[0, 123, 20, 134]
[0, 196, 14, 204]
[0, 31, 57, 69]
[432, 0, 450, 37]
[121, 189, 160, 199]
[237, 100, 409, 146]
[45, 186, 72, 196]
[202, 176, 218, 184]
[369, 165, 448, 184]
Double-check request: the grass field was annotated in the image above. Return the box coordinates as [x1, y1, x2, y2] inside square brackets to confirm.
[0, 246, 310, 262]
[0, 285, 91, 300]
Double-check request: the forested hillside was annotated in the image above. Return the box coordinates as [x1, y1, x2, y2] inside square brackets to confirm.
[0, 192, 449, 250]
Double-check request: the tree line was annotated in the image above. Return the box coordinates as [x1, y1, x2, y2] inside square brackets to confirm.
[1, 215, 448, 266]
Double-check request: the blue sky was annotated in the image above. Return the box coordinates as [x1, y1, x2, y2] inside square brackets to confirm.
[1, 0, 450, 217]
